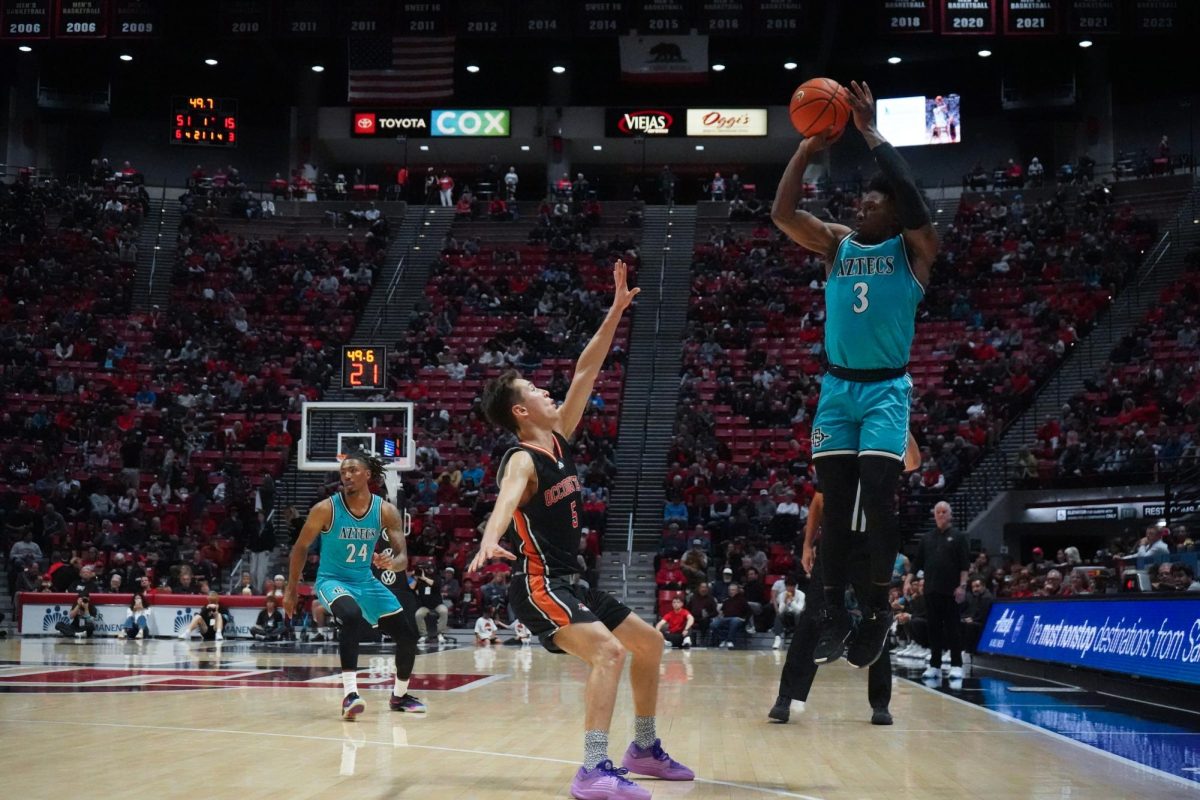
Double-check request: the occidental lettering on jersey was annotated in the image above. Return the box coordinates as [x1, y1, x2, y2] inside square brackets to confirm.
[835, 255, 896, 277]
[544, 475, 581, 507]
[339, 526, 377, 540]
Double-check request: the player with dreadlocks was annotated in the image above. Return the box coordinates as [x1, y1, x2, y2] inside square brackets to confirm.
[284, 450, 425, 719]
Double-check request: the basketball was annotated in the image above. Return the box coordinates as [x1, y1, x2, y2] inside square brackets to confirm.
[789, 77, 851, 139]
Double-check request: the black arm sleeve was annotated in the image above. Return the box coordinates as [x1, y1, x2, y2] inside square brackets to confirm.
[872, 143, 931, 230]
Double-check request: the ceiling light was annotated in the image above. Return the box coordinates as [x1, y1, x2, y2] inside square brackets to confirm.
[695, 145, 705, 151]
[887, 56, 902, 65]
[204, 58, 218, 66]
[310, 64, 324, 73]
[520, 145, 530, 151]
[551, 65, 566, 74]
[18, 45, 31, 53]
[119, 54, 133, 62]
[419, 145, 429, 151]
[466, 64, 480, 73]
[711, 63, 725, 72]
[783, 61, 797, 70]
[977, 49, 992, 58]
[593, 145, 602, 151]
[1079, 40, 1093, 48]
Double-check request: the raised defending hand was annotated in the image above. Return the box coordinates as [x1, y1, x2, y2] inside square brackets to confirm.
[467, 540, 517, 574]
[847, 80, 877, 134]
[610, 259, 641, 314]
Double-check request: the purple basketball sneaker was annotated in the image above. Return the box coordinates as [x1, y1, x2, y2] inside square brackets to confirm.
[621, 739, 695, 781]
[341, 692, 365, 721]
[569, 759, 651, 800]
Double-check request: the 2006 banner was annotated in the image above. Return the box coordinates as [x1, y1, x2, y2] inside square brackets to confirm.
[979, 597, 1200, 686]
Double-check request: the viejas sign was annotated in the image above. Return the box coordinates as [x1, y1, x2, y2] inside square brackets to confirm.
[686, 108, 768, 136]
[605, 107, 686, 137]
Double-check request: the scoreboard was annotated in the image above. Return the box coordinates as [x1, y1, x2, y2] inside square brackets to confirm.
[171, 96, 238, 147]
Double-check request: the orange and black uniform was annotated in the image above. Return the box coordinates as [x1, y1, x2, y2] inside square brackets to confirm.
[500, 432, 630, 652]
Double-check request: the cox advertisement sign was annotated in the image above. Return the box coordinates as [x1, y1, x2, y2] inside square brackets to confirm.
[605, 107, 686, 137]
[431, 109, 510, 137]
[686, 108, 768, 136]
[979, 597, 1200, 686]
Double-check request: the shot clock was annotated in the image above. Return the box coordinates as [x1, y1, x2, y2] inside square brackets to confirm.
[341, 346, 387, 390]
[171, 96, 238, 147]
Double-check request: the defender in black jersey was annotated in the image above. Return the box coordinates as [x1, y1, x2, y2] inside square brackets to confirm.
[474, 260, 694, 800]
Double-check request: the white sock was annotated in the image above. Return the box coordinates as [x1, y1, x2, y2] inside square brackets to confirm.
[342, 671, 359, 696]
[394, 677, 409, 697]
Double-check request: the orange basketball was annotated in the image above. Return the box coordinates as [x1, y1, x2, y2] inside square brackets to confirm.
[789, 77, 851, 139]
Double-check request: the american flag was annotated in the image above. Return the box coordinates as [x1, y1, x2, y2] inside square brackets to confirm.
[347, 36, 455, 105]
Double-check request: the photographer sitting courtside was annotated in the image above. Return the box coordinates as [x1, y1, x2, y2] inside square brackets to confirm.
[56, 591, 98, 638]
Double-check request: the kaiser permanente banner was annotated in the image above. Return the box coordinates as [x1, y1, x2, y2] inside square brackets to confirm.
[18, 593, 267, 638]
[978, 597, 1200, 686]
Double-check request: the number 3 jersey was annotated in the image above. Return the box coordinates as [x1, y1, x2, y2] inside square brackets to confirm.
[824, 232, 924, 370]
[317, 492, 383, 583]
[497, 432, 584, 579]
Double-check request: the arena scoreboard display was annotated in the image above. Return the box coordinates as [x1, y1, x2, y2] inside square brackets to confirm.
[341, 346, 387, 391]
[171, 96, 238, 147]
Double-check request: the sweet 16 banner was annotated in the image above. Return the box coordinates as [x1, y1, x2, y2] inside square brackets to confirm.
[978, 597, 1200, 686]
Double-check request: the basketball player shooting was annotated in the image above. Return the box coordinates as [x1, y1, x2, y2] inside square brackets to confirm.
[472, 260, 694, 800]
[283, 452, 426, 720]
[771, 80, 937, 670]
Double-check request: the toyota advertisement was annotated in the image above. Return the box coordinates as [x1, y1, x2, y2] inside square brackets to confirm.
[978, 597, 1200, 686]
[352, 109, 510, 138]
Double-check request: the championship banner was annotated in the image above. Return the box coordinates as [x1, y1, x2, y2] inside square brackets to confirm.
[219, 0, 268, 38]
[978, 597, 1200, 686]
[18, 592, 269, 638]
[109, 0, 158, 38]
[1002, 0, 1057, 35]
[754, 0, 803, 35]
[513, 0, 566, 36]
[1066, 0, 1120, 34]
[697, 0, 751, 34]
[1, 0, 52, 39]
[619, 34, 709, 84]
[1132, 0, 1180, 34]
[395, 0, 448, 37]
[880, 0, 935, 34]
[635, 0, 690, 34]
[340, 0, 390, 37]
[940, 0, 996, 34]
[55, 0, 106, 38]
[456, 0, 509, 37]
[575, 0, 626, 36]
[277, 0, 331, 38]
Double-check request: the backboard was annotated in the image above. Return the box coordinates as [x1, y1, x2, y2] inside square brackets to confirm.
[298, 401, 416, 502]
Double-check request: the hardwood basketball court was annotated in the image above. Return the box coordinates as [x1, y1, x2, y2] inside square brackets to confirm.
[0, 637, 1193, 798]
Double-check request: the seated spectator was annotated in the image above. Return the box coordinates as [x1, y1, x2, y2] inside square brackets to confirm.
[56, 592, 98, 638]
[235, 571, 256, 595]
[655, 559, 685, 590]
[771, 576, 804, 650]
[413, 566, 449, 645]
[178, 591, 227, 641]
[1133, 526, 1170, 559]
[710, 583, 749, 649]
[474, 605, 501, 645]
[118, 594, 152, 640]
[686, 581, 719, 640]
[655, 596, 694, 648]
[680, 539, 708, 590]
[251, 597, 286, 640]
[960, 577, 993, 652]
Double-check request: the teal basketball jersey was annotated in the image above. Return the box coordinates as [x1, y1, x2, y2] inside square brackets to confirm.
[824, 232, 924, 370]
[317, 492, 383, 583]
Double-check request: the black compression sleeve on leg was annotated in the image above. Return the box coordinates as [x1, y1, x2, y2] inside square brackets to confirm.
[378, 607, 419, 680]
[872, 143, 930, 230]
[813, 455, 859, 600]
[331, 596, 365, 672]
[857, 455, 904, 593]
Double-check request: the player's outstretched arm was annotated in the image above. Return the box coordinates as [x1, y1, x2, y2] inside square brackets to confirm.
[771, 132, 852, 266]
[467, 451, 532, 572]
[283, 499, 331, 617]
[555, 259, 639, 440]
[846, 80, 938, 286]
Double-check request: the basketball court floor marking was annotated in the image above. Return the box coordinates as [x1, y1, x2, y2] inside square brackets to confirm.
[0, 717, 830, 800]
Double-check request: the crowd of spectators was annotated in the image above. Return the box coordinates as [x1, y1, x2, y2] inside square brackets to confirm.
[1015, 247, 1200, 486]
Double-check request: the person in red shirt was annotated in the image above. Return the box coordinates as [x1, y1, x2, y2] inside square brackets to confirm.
[437, 172, 454, 207]
[654, 597, 693, 649]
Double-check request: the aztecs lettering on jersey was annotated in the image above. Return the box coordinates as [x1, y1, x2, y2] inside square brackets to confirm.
[834, 255, 895, 278]
[543, 475, 581, 507]
[339, 526, 377, 540]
